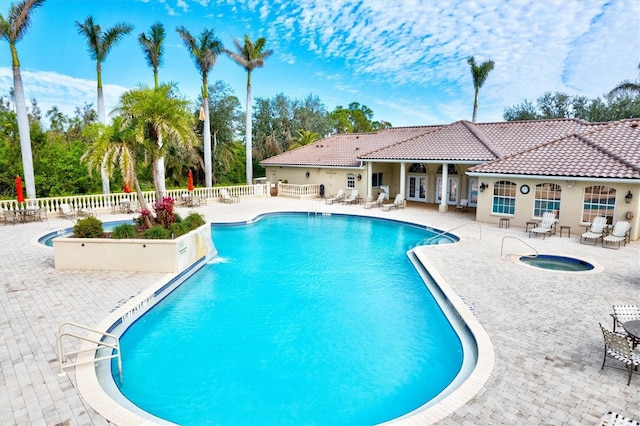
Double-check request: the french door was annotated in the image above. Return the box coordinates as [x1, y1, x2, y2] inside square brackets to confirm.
[407, 175, 427, 202]
[436, 177, 459, 205]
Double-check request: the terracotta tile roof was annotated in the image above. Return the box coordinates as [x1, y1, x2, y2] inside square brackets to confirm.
[260, 126, 442, 167]
[469, 119, 640, 179]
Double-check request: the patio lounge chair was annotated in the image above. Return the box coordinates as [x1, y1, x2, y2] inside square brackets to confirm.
[220, 189, 239, 204]
[598, 323, 640, 385]
[602, 221, 631, 249]
[364, 192, 385, 209]
[528, 211, 556, 239]
[325, 189, 344, 205]
[341, 189, 359, 205]
[382, 194, 405, 211]
[580, 216, 607, 245]
[456, 198, 469, 213]
[59, 203, 77, 220]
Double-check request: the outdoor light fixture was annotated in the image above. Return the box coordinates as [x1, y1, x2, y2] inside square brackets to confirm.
[479, 182, 487, 192]
[357, 174, 362, 181]
[625, 190, 632, 203]
[566, 180, 575, 188]
[305, 171, 310, 178]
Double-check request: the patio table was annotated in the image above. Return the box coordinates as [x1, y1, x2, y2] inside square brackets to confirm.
[623, 320, 640, 348]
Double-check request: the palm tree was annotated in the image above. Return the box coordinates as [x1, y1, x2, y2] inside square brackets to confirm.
[113, 84, 198, 202]
[227, 35, 273, 185]
[608, 63, 640, 98]
[82, 117, 152, 228]
[0, 0, 45, 200]
[139, 22, 168, 194]
[76, 16, 133, 194]
[176, 26, 224, 189]
[467, 56, 495, 123]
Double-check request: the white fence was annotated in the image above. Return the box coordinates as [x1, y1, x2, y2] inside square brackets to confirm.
[0, 183, 270, 216]
[277, 183, 320, 199]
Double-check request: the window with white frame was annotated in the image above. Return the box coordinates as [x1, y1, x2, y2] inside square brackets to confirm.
[582, 185, 616, 223]
[372, 172, 383, 187]
[534, 183, 561, 218]
[347, 173, 356, 189]
[492, 181, 516, 215]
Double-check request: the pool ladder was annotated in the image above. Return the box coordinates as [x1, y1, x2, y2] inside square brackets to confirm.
[56, 322, 122, 378]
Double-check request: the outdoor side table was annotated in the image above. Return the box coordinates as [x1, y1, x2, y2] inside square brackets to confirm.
[499, 218, 510, 229]
[525, 220, 538, 232]
[559, 225, 571, 238]
[623, 320, 640, 348]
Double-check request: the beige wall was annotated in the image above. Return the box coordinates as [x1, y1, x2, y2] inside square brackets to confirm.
[266, 166, 370, 199]
[475, 179, 640, 241]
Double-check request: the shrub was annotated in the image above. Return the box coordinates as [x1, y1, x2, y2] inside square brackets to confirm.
[145, 226, 171, 240]
[169, 222, 189, 237]
[183, 212, 206, 231]
[73, 216, 104, 238]
[111, 223, 136, 239]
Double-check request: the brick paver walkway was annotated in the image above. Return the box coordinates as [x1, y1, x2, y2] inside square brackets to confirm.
[1, 198, 638, 425]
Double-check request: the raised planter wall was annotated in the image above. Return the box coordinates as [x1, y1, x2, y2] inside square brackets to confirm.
[53, 224, 216, 273]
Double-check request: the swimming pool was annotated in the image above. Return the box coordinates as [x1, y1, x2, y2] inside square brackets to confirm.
[103, 213, 476, 424]
[519, 254, 594, 271]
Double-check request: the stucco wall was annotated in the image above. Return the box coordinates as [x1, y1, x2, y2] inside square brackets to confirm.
[475, 179, 639, 240]
[53, 224, 216, 272]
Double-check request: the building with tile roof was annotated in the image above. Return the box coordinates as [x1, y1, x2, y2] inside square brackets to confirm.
[261, 118, 640, 241]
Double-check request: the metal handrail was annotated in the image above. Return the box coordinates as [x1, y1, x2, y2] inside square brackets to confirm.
[500, 236, 539, 258]
[57, 322, 122, 378]
[422, 221, 483, 244]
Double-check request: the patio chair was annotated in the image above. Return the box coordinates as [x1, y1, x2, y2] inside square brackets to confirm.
[528, 211, 556, 239]
[364, 192, 385, 209]
[580, 216, 607, 245]
[220, 189, 239, 204]
[602, 221, 631, 249]
[601, 411, 640, 426]
[456, 198, 469, 213]
[59, 203, 77, 220]
[1, 206, 18, 226]
[381, 194, 405, 211]
[598, 323, 640, 385]
[341, 189, 359, 205]
[611, 305, 640, 332]
[325, 189, 344, 205]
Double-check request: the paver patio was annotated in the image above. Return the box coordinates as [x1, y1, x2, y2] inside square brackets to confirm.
[0, 197, 638, 425]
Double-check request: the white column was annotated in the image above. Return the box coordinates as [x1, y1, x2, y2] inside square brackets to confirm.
[399, 162, 406, 200]
[367, 162, 373, 201]
[440, 162, 448, 212]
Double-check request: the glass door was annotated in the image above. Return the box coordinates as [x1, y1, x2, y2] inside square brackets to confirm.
[407, 175, 427, 202]
[468, 178, 478, 207]
[436, 177, 459, 205]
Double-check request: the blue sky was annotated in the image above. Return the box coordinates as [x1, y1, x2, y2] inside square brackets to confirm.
[0, 0, 638, 127]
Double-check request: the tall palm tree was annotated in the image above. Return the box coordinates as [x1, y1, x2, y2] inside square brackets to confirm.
[0, 0, 45, 200]
[467, 56, 495, 123]
[113, 84, 198, 202]
[139, 22, 168, 194]
[227, 35, 273, 185]
[176, 26, 224, 189]
[76, 16, 133, 194]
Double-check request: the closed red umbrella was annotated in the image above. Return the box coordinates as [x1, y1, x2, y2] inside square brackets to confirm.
[15, 176, 25, 203]
[123, 184, 132, 193]
[188, 170, 194, 191]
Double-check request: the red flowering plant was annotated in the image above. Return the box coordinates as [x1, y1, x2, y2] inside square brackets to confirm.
[133, 196, 176, 231]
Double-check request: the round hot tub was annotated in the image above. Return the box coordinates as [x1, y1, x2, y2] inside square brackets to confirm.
[519, 254, 594, 272]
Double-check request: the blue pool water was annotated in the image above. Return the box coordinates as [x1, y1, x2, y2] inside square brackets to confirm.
[113, 214, 463, 425]
[519, 254, 594, 271]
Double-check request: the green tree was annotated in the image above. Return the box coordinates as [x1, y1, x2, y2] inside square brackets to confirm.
[608, 63, 640, 98]
[0, 0, 46, 199]
[139, 22, 168, 194]
[112, 84, 198, 202]
[206, 81, 242, 185]
[467, 56, 495, 123]
[227, 35, 273, 185]
[177, 26, 224, 189]
[288, 130, 319, 150]
[76, 15, 133, 194]
[329, 102, 389, 133]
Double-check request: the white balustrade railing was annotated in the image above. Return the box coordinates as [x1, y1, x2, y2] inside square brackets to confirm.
[0, 183, 270, 216]
[277, 183, 320, 199]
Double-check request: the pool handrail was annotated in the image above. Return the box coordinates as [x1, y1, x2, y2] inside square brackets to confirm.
[500, 236, 539, 258]
[57, 322, 122, 378]
[422, 221, 483, 244]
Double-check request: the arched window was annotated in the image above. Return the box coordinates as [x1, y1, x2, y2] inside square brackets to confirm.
[492, 181, 516, 215]
[582, 186, 616, 223]
[534, 183, 561, 218]
[408, 163, 427, 173]
[346, 173, 356, 189]
[436, 164, 458, 175]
